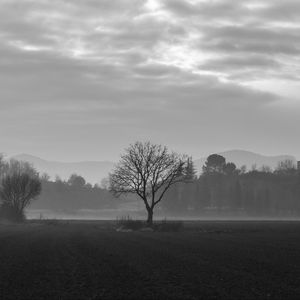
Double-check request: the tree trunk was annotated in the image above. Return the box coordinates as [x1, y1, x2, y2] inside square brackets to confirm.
[146, 208, 153, 226]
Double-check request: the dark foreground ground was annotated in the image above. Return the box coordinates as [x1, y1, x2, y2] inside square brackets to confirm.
[0, 221, 299, 300]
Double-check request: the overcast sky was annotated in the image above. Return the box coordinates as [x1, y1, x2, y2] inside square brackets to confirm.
[0, 0, 300, 162]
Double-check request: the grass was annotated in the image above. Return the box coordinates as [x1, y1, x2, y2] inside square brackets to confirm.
[0, 221, 299, 299]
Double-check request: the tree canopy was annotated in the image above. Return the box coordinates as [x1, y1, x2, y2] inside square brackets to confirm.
[109, 141, 187, 224]
[0, 161, 41, 222]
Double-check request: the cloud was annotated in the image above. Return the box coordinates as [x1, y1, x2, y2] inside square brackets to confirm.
[201, 55, 280, 70]
[201, 25, 300, 55]
[0, 0, 299, 160]
[163, 0, 246, 19]
[162, 0, 300, 81]
[260, 0, 300, 21]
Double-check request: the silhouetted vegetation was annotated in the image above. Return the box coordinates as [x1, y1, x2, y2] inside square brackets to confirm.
[0, 156, 120, 219]
[1, 146, 299, 220]
[34, 174, 120, 211]
[116, 216, 144, 231]
[0, 173, 41, 222]
[0, 158, 41, 222]
[115, 216, 183, 232]
[109, 141, 187, 225]
[163, 155, 300, 218]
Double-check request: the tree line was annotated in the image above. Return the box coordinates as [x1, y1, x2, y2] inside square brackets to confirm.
[109, 142, 300, 224]
[0, 156, 119, 222]
[1, 142, 299, 223]
[162, 154, 300, 218]
[36, 174, 119, 211]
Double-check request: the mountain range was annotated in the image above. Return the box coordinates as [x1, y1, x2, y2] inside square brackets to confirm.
[11, 150, 297, 184]
[11, 154, 114, 185]
[194, 150, 296, 174]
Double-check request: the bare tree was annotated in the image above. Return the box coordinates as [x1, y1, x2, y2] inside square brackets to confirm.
[100, 177, 110, 190]
[275, 159, 296, 175]
[40, 172, 51, 182]
[0, 173, 41, 222]
[7, 159, 38, 177]
[0, 154, 8, 180]
[109, 141, 187, 225]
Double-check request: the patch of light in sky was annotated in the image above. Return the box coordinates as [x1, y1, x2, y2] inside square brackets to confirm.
[189, 0, 209, 3]
[156, 39, 213, 71]
[8, 40, 50, 52]
[244, 80, 300, 102]
[63, 38, 92, 58]
[144, 0, 161, 11]
[245, 2, 270, 10]
[268, 22, 300, 29]
[142, 0, 171, 20]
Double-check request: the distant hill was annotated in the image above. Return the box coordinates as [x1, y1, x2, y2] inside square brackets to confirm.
[11, 150, 297, 183]
[194, 150, 296, 173]
[11, 154, 115, 185]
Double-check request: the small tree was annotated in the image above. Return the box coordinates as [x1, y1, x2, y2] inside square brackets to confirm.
[68, 173, 86, 188]
[0, 154, 8, 179]
[109, 141, 187, 225]
[223, 162, 237, 175]
[0, 173, 41, 222]
[275, 160, 296, 175]
[184, 157, 197, 181]
[202, 154, 226, 174]
[7, 159, 38, 177]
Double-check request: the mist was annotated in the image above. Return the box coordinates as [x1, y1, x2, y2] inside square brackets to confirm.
[1, 0, 300, 299]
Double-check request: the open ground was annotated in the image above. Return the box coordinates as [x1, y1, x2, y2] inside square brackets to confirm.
[0, 221, 299, 300]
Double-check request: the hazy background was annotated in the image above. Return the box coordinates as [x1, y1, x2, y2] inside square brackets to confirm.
[11, 151, 297, 184]
[0, 0, 300, 163]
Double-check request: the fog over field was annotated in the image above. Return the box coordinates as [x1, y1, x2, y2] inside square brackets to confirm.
[1, 0, 300, 299]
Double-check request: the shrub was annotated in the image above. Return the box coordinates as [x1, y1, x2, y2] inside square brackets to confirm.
[116, 216, 144, 230]
[0, 173, 41, 222]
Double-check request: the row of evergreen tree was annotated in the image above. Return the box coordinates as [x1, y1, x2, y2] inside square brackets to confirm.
[162, 155, 300, 217]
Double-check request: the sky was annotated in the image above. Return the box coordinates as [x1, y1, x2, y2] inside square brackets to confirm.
[0, 0, 300, 162]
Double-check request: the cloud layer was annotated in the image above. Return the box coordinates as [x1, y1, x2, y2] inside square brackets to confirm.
[0, 0, 299, 161]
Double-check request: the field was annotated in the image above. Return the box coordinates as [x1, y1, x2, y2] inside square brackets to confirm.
[0, 221, 299, 300]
